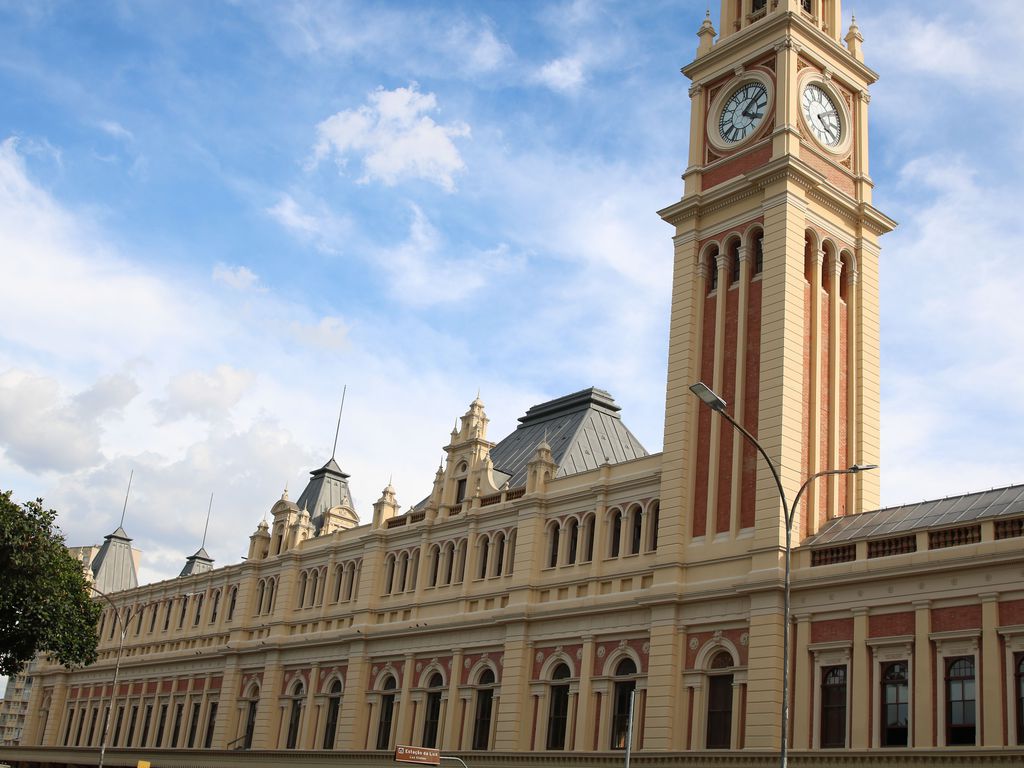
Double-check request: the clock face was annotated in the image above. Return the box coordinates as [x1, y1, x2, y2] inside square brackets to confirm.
[802, 84, 842, 147]
[718, 82, 769, 144]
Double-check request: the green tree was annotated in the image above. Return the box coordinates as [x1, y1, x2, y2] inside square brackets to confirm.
[0, 490, 101, 677]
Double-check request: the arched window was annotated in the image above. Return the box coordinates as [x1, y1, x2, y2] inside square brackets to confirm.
[309, 569, 320, 606]
[286, 681, 304, 749]
[384, 555, 396, 595]
[242, 686, 259, 750]
[443, 543, 455, 585]
[629, 505, 643, 555]
[754, 234, 764, 275]
[493, 532, 506, 576]
[323, 679, 343, 749]
[227, 586, 238, 621]
[820, 665, 847, 748]
[609, 510, 622, 557]
[408, 552, 418, 591]
[581, 514, 595, 562]
[548, 523, 560, 568]
[610, 658, 637, 750]
[210, 589, 221, 623]
[546, 663, 571, 750]
[178, 595, 189, 628]
[945, 656, 976, 746]
[729, 240, 740, 284]
[297, 572, 308, 608]
[397, 553, 409, 593]
[567, 519, 579, 565]
[880, 661, 908, 747]
[344, 562, 356, 601]
[455, 540, 467, 583]
[706, 651, 734, 749]
[708, 252, 719, 292]
[428, 545, 440, 587]
[478, 537, 490, 579]
[647, 502, 660, 552]
[265, 578, 276, 613]
[422, 673, 444, 748]
[149, 603, 158, 632]
[472, 668, 496, 751]
[376, 676, 397, 750]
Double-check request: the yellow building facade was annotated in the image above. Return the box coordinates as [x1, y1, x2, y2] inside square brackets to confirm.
[9, 1, 1024, 766]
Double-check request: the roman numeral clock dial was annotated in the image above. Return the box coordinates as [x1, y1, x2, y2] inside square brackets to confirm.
[802, 83, 842, 147]
[718, 82, 768, 144]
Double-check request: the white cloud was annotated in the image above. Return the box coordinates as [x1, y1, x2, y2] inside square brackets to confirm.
[212, 263, 261, 291]
[535, 56, 586, 92]
[446, 21, 512, 74]
[265, 193, 350, 253]
[98, 120, 134, 143]
[291, 316, 351, 351]
[153, 365, 256, 424]
[0, 369, 138, 473]
[311, 85, 470, 191]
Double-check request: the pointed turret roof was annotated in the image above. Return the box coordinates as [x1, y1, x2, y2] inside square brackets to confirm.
[91, 525, 139, 593]
[296, 457, 355, 533]
[179, 546, 214, 577]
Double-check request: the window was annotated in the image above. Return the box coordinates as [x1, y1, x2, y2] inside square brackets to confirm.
[610, 658, 637, 750]
[193, 593, 204, 626]
[801, 0, 812, 13]
[243, 698, 258, 749]
[227, 586, 237, 621]
[455, 478, 467, 505]
[155, 704, 168, 746]
[946, 656, 976, 745]
[297, 572, 308, 607]
[112, 706, 124, 746]
[820, 665, 847, 748]
[187, 701, 201, 747]
[428, 546, 440, 586]
[178, 596, 188, 628]
[548, 524, 560, 568]
[203, 702, 218, 749]
[752, 0, 767, 13]
[1016, 654, 1024, 746]
[126, 705, 138, 747]
[384, 556, 396, 594]
[422, 673, 444, 748]
[567, 520, 579, 564]
[706, 652, 733, 749]
[754, 236, 764, 275]
[142, 704, 153, 747]
[880, 661, 909, 747]
[629, 506, 643, 555]
[310, 569, 320, 606]
[472, 669, 496, 750]
[170, 701, 183, 747]
[87, 707, 98, 745]
[546, 663, 571, 750]
[63, 707, 75, 746]
[149, 604, 158, 633]
[323, 680, 342, 749]
[494, 532, 506, 576]
[609, 510, 622, 557]
[729, 244, 740, 284]
[376, 676, 397, 750]
[210, 589, 220, 623]
[647, 502, 660, 552]
[163, 600, 172, 631]
[581, 514, 595, 562]
[478, 538, 489, 579]
[444, 543, 455, 585]
[709, 254, 719, 291]
[286, 683, 304, 749]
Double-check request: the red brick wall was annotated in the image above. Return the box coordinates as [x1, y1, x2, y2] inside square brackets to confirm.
[810, 618, 853, 643]
[716, 283, 740, 533]
[740, 278, 761, 529]
[532, 643, 582, 679]
[868, 611, 914, 638]
[693, 294, 716, 537]
[999, 599, 1024, 626]
[931, 604, 982, 632]
[702, 144, 773, 190]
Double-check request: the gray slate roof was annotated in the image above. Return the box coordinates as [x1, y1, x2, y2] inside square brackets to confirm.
[91, 526, 139, 593]
[806, 483, 1024, 545]
[179, 546, 214, 577]
[296, 457, 355, 532]
[487, 387, 648, 488]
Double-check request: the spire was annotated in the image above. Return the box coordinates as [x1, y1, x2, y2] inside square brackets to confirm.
[119, 469, 133, 529]
[697, 9, 716, 57]
[845, 14, 863, 61]
[331, 385, 347, 461]
[180, 493, 216, 577]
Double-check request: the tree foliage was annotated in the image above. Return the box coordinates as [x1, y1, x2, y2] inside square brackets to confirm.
[0, 490, 101, 677]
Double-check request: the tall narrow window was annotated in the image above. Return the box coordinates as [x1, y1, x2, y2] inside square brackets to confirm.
[149, 604, 158, 632]
[567, 520, 579, 565]
[193, 594, 204, 626]
[946, 656, 976, 746]
[323, 680, 342, 749]
[706, 652, 733, 749]
[494, 533, 506, 576]
[548, 524, 560, 568]
[444, 544, 455, 585]
[709, 254, 719, 291]
[126, 705, 138, 746]
[310, 569, 320, 606]
[610, 658, 637, 750]
[422, 673, 444, 748]
[880, 661, 909, 747]
[141, 705, 153, 747]
[203, 702, 218, 749]
[478, 538, 489, 579]
[754, 236, 764, 274]
[609, 511, 622, 557]
[112, 706, 124, 747]
[297, 572, 308, 607]
[472, 669, 496, 751]
[455, 477, 467, 506]
[155, 704, 168, 746]
[286, 683, 304, 749]
[210, 589, 220, 623]
[344, 563, 356, 600]
[178, 596, 188, 628]
[647, 502, 660, 552]
[729, 243, 740, 284]
[384, 556, 396, 594]
[1016, 654, 1024, 746]
[428, 546, 440, 587]
[546, 663, 571, 750]
[629, 506, 643, 555]
[169, 702, 182, 747]
[582, 515, 595, 562]
[820, 665, 847, 748]
[187, 701, 201, 747]
[243, 698, 258, 749]
[63, 707, 75, 746]
[227, 586, 237, 621]
[376, 676, 397, 750]
[87, 708, 99, 745]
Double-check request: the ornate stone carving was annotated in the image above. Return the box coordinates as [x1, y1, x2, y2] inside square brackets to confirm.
[689, 638, 699, 650]
[740, 633, 749, 647]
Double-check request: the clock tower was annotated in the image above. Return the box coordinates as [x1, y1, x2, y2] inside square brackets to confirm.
[657, 0, 895, 748]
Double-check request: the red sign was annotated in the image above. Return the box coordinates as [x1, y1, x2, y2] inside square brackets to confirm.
[394, 745, 441, 765]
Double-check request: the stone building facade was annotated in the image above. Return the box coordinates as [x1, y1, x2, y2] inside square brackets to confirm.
[9, 0, 1024, 765]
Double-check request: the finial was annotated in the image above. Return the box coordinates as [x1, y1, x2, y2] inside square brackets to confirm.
[200, 492, 214, 549]
[119, 469, 134, 528]
[331, 385, 347, 461]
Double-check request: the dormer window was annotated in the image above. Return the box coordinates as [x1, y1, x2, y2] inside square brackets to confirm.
[456, 478, 467, 504]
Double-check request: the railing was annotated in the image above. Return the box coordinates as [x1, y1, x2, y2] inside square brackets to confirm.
[929, 524, 981, 549]
[867, 535, 917, 559]
[810, 544, 856, 566]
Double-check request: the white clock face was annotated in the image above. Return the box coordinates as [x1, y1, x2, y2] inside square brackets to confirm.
[718, 82, 769, 144]
[802, 84, 842, 147]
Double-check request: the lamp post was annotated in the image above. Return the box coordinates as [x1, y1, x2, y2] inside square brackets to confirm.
[689, 382, 876, 768]
[90, 586, 133, 768]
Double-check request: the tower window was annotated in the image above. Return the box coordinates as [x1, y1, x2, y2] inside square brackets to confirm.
[752, 0, 767, 13]
[801, 0, 812, 13]
[709, 255, 719, 291]
[755, 237, 764, 275]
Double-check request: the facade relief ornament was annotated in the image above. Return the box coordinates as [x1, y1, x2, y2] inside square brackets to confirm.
[642, 642, 651, 655]
[597, 647, 606, 659]
[689, 638, 699, 650]
[740, 633, 749, 647]
[575, 649, 583, 660]
[535, 651, 544, 663]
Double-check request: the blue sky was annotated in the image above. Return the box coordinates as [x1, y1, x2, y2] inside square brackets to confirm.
[1, 0, 1023, 591]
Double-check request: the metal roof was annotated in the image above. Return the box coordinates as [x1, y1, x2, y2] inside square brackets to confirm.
[296, 457, 355, 533]
[805, 483, 1024, 545]
[91, 526, 139, 593]
[178, 546, 214, 578]
[487, 387, 648, 488]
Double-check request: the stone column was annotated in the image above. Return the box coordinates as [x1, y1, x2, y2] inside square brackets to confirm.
[443, 649, 464, 749]
[980, 593, 1002, 746]
[212, 657, 239, 749]
[337, 643, 369, 750]
[643, 609, 679, 749]
[791, 614, 811, 749]
[850, 608, 869, 747]
[494, 627, 530, 750]
[394, 653, 415, 745]
[913, 601, 933, 747]
[301, 663, 320, 748]
[254, 654, 283, 749]
[575, 635, 595, 749]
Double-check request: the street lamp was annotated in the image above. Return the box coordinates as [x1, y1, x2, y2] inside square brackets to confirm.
[90, 586, 134, 768]
[689, 382, 876, 768]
